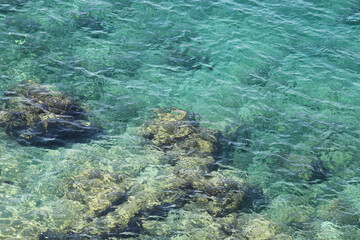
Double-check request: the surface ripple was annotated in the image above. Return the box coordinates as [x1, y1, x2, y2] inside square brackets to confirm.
[0, 0, 360, 239]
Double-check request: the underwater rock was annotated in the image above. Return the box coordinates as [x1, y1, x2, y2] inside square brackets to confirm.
[175, 169, 247, 217]
[317, 199, 359, 225]
[73, 169, 247, 237]
[265, 196, 316, 233]
[0, 84, 101, 147]
[165, 47, 211, 71]
[73, 13, 104, 32]
[139, 107, 220, 170]
[241, 186, 268, 213]
[320, 150, 353, 172]
[242, 64, 273, 87]
[283, 154, 319, 181]
[142, 210, 292, 240]
[139, 107, 197, 146]
[38, 107, 268, 239]
[64, 169, 133, 217]
[316, 221, 343, 240]
[142, 209, 228, 239]
[38, 169, 137, 239]
[221, 123, 252, 153]
[221, 213, 292, 240]
[138, 108, 248, 216]
[240, 215, 278, 240]
[73, 167, 188, 237]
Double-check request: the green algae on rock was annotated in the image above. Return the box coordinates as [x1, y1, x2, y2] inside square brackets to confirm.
[67, 167, 248, 238]
[0, 84, 101, 147]
[283, 154, 320, 181]
[317, 198, 360, 226]
[38, 108, 292, 239]
[64, 169, 134, 218]
[142, 211, 291, 240]
[175, 169, 247, 217]
[234, 214, 287, 240]
[138, 107, 220, 170]
[39, 108, 256, 238]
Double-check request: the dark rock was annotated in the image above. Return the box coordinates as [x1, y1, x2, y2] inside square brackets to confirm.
[0, 84, 101, 147]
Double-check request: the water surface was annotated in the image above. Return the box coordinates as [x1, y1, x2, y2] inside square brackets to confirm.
[1, 0, 360, 239]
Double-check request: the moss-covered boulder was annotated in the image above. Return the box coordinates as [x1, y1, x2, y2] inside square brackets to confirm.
[0, 84, 101, 147]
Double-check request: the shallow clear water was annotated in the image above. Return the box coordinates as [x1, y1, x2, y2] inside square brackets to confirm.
[1, 0, 360, 239]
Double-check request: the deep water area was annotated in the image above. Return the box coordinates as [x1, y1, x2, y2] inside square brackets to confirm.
[1, 0, 360, 239]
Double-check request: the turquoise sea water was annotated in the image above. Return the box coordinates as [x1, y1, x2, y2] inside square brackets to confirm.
[1, 0, 360, 239]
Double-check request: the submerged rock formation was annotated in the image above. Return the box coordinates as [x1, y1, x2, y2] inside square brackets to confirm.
[139, 107, 220, 170]
[39, 107, 288, 239]
[64, 169, 134, 218]
[0, 84, 101, 147]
